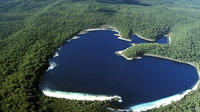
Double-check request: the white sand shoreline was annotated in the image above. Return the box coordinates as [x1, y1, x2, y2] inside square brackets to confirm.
[116, 31, 199, 111]
[164, 34, 171, 44]
[128, 54, 200, 112]
[117, 52, 200, 112]
[46, 35, 81, 72]
[115, 50, 134, 60]
[44, 26, 199, 112]
[46, 62, 57, 72]
[85, 26, 132, 42]
[67, 36, 80, 42]
[135, 33, 155, 42]
[130, 80, 199, 112]
[42, 88, 122, 102]
[43, 27, 128, 103]
[53, 52, 59, 58]
[135, 33, 171, 44]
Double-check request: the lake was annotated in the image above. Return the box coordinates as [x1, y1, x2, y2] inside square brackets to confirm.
[41, 29, 198, 111]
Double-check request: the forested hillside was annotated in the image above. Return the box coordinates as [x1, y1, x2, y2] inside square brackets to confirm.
[1, 0, 200, 112]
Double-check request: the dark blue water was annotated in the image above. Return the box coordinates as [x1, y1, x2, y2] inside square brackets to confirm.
[42, 30, 198, 109]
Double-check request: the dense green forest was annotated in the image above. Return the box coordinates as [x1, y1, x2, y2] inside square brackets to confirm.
[1, 0, 200, 111]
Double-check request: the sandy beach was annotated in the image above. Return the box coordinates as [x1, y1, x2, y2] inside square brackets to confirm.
[135, 33, 171, 44]
[85, 26, 132, 42]
[117, 52, 200, 112]
[128, 54, 200, 112]
[135, 33, 155, 42]
[42, 88, 122, 102]
[44, 26, 199, 112]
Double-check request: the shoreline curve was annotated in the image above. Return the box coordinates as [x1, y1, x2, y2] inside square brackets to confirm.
[42, 88, 122, 102]
[43, 27, 199, 112]
[117, 51, 200, 112]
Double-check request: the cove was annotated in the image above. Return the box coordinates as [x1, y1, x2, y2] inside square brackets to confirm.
[131, 34, 168, 44]
[41, 29, 199, 111]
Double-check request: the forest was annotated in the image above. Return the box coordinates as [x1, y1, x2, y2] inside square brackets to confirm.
[1, 0, 200, 112]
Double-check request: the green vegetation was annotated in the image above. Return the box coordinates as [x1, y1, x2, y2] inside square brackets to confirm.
[1, 0, 200, 111]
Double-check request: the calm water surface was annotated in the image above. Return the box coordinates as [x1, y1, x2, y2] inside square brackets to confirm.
[42, 30, 198, 109]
